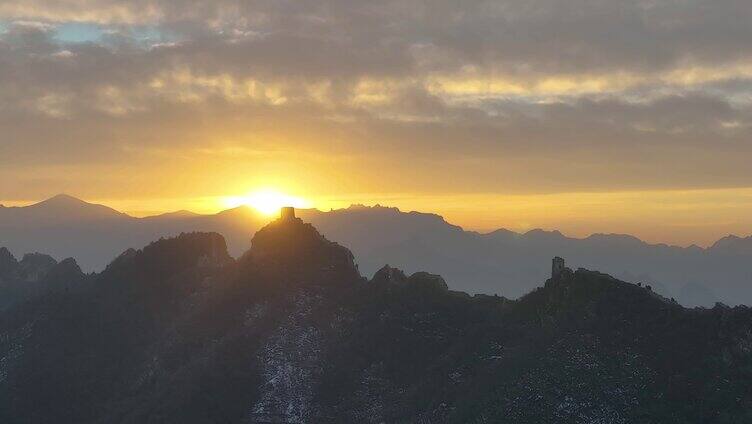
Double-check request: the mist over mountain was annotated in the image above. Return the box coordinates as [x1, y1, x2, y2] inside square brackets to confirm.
[2, 216, 751, 423]
[2, 195, 752, 306]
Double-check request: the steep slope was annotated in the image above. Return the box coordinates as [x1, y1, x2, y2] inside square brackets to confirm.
[311, 268, 752, 423]
[1, 219, 751, 423]
[0, 219, 361, 423]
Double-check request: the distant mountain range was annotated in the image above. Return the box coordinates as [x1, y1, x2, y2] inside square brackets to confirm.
[2, 217, 751, 423]
[2, 194, 752, 306]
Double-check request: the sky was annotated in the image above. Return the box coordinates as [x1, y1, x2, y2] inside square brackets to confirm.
[1, 0, 752, 246]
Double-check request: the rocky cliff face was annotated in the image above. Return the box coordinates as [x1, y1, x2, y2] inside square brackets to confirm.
[0, 249, 85, 311]
[1, 220, 751, 423]
[0, 248, 18, 281]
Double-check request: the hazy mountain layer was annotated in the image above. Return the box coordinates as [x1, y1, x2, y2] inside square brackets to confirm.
[2, 195, 752, 306]
[1, 218, 750, 423]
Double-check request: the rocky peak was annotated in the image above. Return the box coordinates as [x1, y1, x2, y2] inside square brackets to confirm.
[0, 246, 16, 262]
[370, 265, 449, 292]
[0, 247, 19, 279]
[371, 265, 408, 285]
[39, 257, 86, 287]
[407, 271, 449, 291]
[18, 252, 58, 282]
[249, 216, 359, 281]
[102, 232, 232, 281]
[108, 248, 138, 268]
[525, 268, 678, 327]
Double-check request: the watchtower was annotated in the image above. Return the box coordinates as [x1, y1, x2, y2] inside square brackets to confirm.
[280, 206, 296, 221]
[552, 256, 565, 279]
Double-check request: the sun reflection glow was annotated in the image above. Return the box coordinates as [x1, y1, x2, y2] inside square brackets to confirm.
[221, 189, 312, 216]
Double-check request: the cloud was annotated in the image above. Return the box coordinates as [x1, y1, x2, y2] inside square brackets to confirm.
[1, 0, 752, 200]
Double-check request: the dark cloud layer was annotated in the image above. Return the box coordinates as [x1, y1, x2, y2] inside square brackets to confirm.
[1, 0, 752, 199]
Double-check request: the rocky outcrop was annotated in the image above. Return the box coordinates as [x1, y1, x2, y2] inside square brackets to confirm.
[249, 216, 360, 283]
[17, 253, 58, 282]
[0, 248, 67, 284]
[371, 265, 408, 285]
[0, 247, 18, 280]
[372, 265, 448, 292]
[407, 271, 449, 291]
[0, 249, 85, 311]
[43, 258, 85, 285]
[101, 232, 232, 282]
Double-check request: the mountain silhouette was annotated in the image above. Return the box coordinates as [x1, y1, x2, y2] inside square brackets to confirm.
[1, 194, 127, 223]
[710, 234, 752, 255]
[1, 218, 751, 423]
[0, 248, 85, 311]
[2, 195, 752, 306]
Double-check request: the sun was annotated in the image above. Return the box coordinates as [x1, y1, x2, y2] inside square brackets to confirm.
[222, 189, 312, 216]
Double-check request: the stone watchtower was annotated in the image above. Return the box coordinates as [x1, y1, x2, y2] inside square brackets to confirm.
[280, 206, 296, 221]
[552, 256, 565, 279]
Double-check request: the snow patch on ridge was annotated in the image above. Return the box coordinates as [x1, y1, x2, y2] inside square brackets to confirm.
[247, 291, 325, 423]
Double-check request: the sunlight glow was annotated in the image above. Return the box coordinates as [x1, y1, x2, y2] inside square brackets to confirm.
[221, 189, 311, 216]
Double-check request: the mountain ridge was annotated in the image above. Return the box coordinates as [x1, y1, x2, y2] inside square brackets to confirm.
[2, 195, 752, 306]
[8, 194, 748, 249]
[0, 248, 85, 311]
[0, 194, 129, 222]
[1, 220, 751, 423]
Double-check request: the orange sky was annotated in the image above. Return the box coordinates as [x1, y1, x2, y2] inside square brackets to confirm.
[2, 1, 752, 248]
[5, 187, 752, 247]
[96, 187, 752, 247]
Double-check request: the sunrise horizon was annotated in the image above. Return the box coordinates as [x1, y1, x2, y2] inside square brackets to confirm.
[4, 188, 752, 248]
[4, 0, 752, 250]
[4, 1, 752, 419]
